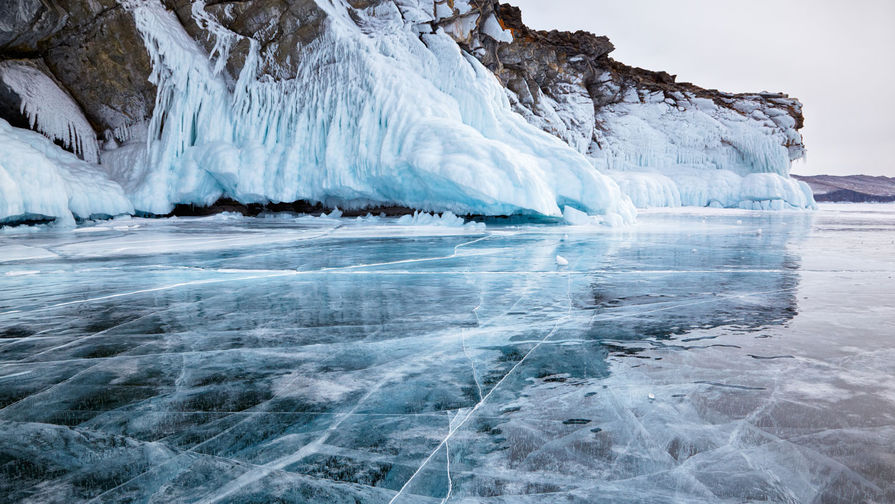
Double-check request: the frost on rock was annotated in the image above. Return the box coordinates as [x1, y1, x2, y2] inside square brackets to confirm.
[107, 0, 635, 223]
[0, 61, 100, 163]
[591, 91, 815, 209]
[445, 3, 814, 211]
[0, 118, 133, 226]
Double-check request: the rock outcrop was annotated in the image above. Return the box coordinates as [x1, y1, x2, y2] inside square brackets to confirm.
[431, 1, 811, 209]
[0, 0, 813, 225]
[1, 1, 155, 138]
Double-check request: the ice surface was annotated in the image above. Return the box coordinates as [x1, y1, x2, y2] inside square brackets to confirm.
[0, 119, 133, 226]
[1, 204, 892, 502]
[103, 0, 635, 222]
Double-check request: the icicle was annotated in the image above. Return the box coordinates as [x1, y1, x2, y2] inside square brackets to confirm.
[0, 62, 100, 163]
[110, 0, 637, 221]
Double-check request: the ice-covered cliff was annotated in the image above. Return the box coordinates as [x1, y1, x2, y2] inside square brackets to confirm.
[0, 0, 813, 226]
[442, 2, 814, 209]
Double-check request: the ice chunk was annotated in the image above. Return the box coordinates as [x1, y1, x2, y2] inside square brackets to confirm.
[482, 14, 513, 43]
[0, 119, 133, 226]
[396, 211, 480, 228]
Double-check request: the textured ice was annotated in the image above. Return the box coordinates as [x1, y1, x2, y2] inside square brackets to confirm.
[502, 61, 813, 209]
[0, 61, 100, 163]
[1, 204, 892, 502]
[591, 94, 814, 209]
[103, 0, 635, 222]
[610, 168, 816, 209]
[0, 119, 133, 226]
[0, 0, 815, 224]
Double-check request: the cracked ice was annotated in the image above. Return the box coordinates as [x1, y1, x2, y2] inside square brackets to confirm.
[0, 205, 894, 503]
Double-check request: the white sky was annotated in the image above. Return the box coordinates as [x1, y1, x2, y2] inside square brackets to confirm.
[511, 0, 895, 176]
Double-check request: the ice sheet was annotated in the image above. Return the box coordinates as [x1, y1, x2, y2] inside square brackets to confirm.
[1, 205, 892, 502]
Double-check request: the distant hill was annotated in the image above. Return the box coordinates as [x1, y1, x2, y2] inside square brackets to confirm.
[793, 175, 895, 203]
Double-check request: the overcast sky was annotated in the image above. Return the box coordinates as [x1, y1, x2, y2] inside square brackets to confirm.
[512, 0, 895, 176]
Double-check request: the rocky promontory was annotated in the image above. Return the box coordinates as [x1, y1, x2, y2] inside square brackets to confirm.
[0, 0, 814, 225]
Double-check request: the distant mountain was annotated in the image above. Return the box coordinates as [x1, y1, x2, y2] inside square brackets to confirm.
[793, 175, 895, 203]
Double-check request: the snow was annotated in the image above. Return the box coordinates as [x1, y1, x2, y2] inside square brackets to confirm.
[105, 0, 635, 223]
[0, 61, 100, 163]
[482, 13, 513, 43]
[0, 118, 133, 226]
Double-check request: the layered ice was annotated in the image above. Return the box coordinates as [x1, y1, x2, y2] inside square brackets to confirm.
[104, 0, 635, 222]
[0, 118, 133, 226]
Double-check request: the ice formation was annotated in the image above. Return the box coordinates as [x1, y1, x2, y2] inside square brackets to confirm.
[442, 3, 815, 210]
[102, 0, 635, 223]
[609, 169, 815, 210]
[591, 92, 815, 209]
[0, 61, 100, 164]
[0, 0, 817, 227]
[0, 118, 133, 226]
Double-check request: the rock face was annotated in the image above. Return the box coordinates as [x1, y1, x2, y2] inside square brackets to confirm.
[0, 0, 813, 225]
[467, 3, 805, 160]
[0, 1, 155, 137]
[435, 1, 811, 208]
[0, 0, 66, 54]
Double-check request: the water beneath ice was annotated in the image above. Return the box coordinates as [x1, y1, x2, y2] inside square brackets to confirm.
[0, 204, 893, 503]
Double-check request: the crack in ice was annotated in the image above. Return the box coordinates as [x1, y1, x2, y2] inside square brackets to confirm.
[388, 270, 574, 503]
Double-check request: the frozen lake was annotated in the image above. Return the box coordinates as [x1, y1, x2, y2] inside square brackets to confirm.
[1, 204, 893, 503]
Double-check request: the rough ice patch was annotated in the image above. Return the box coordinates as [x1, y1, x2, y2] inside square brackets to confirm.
[0, 119, 133, 226]
[396, 210, 483, 229]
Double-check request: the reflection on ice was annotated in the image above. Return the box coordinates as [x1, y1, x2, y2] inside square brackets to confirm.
[0, 205, 893, 503]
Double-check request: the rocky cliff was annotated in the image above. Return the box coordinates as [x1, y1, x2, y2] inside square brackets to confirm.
[0, 0, 814, 225]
